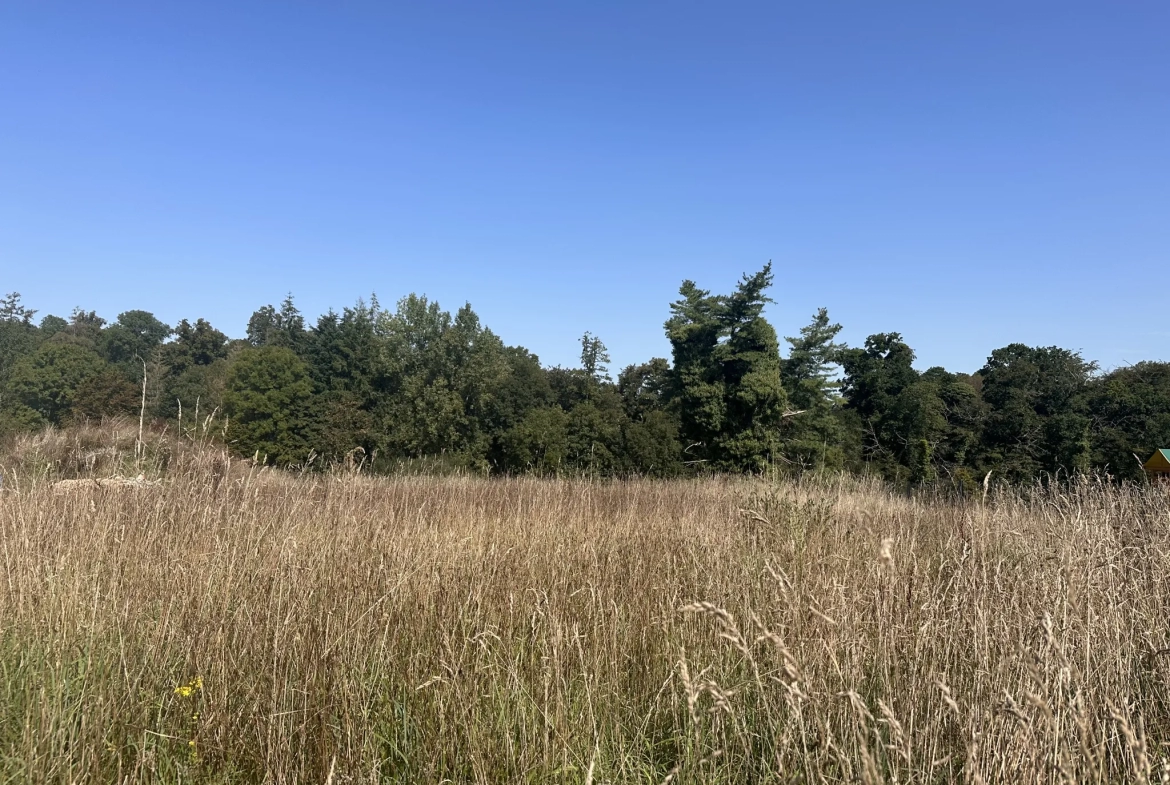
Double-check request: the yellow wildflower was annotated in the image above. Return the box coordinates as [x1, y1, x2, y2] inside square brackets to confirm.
[173, 676, 204, 698]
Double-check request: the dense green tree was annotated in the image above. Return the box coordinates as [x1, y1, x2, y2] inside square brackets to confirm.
[38, 314, 67, 339]
[442, 304, 512, 459]
[0, 292, 36, 323]
[616, 358, 684, 474]
[546, 366, 591, 412]
[579, 332, 611, 382]
[7, 342, 106, 425]
[716, 276, 787, 470]
[0, 294, 43, 434]
[840, 333, 919, 472]
[305, 300, 384, 403]
[839, 336, 986, 483]
[485, 347, 555, 471]
[1, 287, 1160, 487]
[161, 363, 230, 424]
[101, 311, 172, 414]
[1083, 362, 1170, 481]
[779, 308, 847, 471]
[157, 318, 232, 420]
[373, 296, 509, 469]
[781, 308, 843, 399]
[500, 407, 569, 474]
[618, 358, 672, 422]
[886, 368, 984, 483]
[978, 344, 1095, 481]
[840, 334, 918, 422]
[565, 398, 623, 475]
[223, 346, 314, 465]
[621, 409, 683, 476]
[497, 347, 555, 423]
[309, 390, 377, 463]
[666, 264, 788, 471]
[919, 368, 984, 473]
[71, 370, 142, 421]
[544, 333, 614, 413]
[247, 294, 307, 351]
[299, 300, 387, 461]
[0, 293, 40, 387]
[48, 308, 107, 351]
[102, 310, 171, 369]
[166, 319, 230, 371]
[665, 280, 725, 463]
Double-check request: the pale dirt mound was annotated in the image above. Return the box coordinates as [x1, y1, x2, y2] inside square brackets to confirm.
[51, 476, 162, 494]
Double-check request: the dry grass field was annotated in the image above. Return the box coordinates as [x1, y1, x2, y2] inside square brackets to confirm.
[2, 442, 1170, 783]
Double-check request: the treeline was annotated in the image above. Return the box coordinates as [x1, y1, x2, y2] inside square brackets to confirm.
[1, 266, 1167, 484]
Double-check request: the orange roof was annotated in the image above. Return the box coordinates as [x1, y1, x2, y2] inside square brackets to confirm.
[1144, 450, 1170, 472]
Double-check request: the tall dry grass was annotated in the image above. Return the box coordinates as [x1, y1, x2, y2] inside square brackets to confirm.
[1, 459, 1169, 783]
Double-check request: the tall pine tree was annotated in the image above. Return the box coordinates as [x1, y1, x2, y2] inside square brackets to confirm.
[666, 264, 788, 471]
[779, 308, 848, 470]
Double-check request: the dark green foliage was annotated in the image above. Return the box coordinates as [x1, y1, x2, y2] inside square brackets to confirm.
[247, 295, 307, 351]
[665, 264, 789, 472]
[1083, 362, 1170, 481]
[0, 295, 42, 436]
[840, 336, 986, 484]
[496, 347, 555, 423]
[665, 281, 725, 462]
[71, 370, 142, 421]
[159, 363, 229, 423]
[165, 319, 229, 371]
[840, 334, 918, 424]
[309, 391, 377, 464]
[0, 292, 36, 324]
[305, 300, 383, 402]
[38, 314, 67, 339]
[616, 359, 683, 474]
[886, 368, 984, 482]
[486, 347, 555, 470]
[781, 308, 842, 396]
[779, 308, 848, 471]
[102, 311, 171, 370]
[546, 366, 591, 412]
[916, 368, 984, 472]
[156, 319, 232, 420]
[978, 344, 1096, 481]
[579, 332, 611, 382]
[7, 342, 106, 425]
[0, 288, 1161, 486]
[563, 402, 627, 474]
[53, 308, 106, 351]
[223, 346, 314, 465]
[621, 409, 682, 476]
[372, 297, 510, 470]
[0, 293, 40, 392]
[618, 359, 671, 422]
[566, 395, 624, 476]
[840, 333, 921, 477]
[499, 406, 568, 474]
[717, 309, 786, 471]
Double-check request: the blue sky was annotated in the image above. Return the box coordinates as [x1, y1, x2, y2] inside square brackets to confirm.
[2, 2, 1167, 373]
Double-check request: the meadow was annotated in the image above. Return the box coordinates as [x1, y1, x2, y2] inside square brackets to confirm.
[1, 430, 1169, 783]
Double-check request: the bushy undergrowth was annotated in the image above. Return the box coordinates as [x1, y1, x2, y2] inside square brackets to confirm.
[0, 416, 236, 483]
[0, 460, 1168, 783]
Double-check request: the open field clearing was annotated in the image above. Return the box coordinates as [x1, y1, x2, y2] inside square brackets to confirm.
[2, 472, 1169, 783]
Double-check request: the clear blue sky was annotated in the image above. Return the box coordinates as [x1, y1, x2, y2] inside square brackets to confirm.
[2, 2, 1167, 373]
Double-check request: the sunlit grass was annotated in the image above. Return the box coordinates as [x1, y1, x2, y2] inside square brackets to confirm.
[1, 454, 1168, 782]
